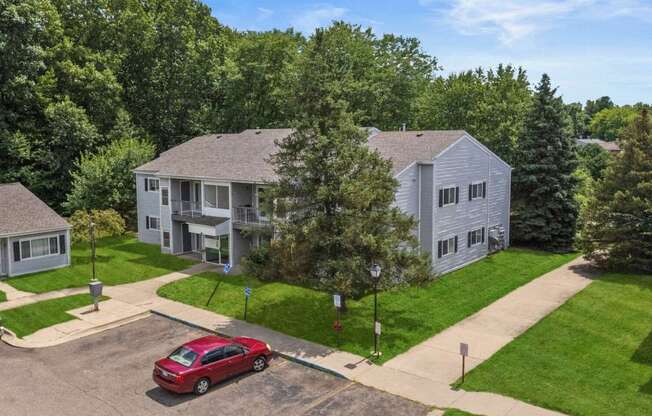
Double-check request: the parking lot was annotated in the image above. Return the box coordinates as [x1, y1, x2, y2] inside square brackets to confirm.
[0, 315, 429, 415]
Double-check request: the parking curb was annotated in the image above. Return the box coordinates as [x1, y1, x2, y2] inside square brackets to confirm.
[150, 309, 349, 380]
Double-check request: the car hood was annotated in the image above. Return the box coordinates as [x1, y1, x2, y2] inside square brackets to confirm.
[233, 336, 266, 350]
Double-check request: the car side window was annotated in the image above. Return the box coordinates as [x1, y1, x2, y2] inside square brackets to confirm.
[201, 347, 225, 365]
[224, 345, 244, 358]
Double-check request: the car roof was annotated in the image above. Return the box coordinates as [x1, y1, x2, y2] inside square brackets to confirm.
[183, 335, 231, 354]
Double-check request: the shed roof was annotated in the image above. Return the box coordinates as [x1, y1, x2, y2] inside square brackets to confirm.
[0, 183, 71, 237]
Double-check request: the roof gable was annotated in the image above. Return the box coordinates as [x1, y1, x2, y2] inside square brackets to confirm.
[0, 183, 70, 236]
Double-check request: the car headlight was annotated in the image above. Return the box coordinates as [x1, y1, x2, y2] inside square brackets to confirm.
[266, 343, 272, 351]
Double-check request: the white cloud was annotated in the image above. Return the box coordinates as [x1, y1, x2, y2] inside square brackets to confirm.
[291, 5, 348, 33]
[437, 0, 652, 45]
[256, 7, 274, 21]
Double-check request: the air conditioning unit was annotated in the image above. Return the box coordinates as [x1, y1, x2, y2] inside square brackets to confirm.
[488, 225, 506, 253]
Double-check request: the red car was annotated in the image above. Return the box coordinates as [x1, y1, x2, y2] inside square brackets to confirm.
[153, 335, 273, 395]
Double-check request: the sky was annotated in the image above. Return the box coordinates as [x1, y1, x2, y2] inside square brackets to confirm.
[203, 0, 652, 105]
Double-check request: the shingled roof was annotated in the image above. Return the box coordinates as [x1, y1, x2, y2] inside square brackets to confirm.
[0, 183, 71, 236]
[135, 128, 469, 180]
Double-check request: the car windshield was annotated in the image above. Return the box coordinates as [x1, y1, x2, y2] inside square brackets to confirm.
[168, 347, 198, 367]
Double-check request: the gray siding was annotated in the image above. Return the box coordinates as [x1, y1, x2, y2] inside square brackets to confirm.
[8, 230, 70, 277]
[231, 229, 251, 266]
[418, 164, 434, 254]
[159, 178, 171, 253]
[0, 238, 8, 276]
[431, 136, 510, 275]
[394, 164, 419, 217]
[136, 173, 162, 245]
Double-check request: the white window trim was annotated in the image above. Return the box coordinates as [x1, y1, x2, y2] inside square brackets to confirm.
[469, 228, 483, 246]
[146, 178, 160, 192]
[441, 186, 457, 207]
[160, 186, 169, 206]
[148, 216, 161, 230]
[18, 234, 61, 261]
[470, 181, 484, 201]
[440, 236, 456, 257]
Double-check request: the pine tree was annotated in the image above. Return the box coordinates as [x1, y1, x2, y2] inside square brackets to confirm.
[579, 110, 652, 272]
[511, 74, 579, 251]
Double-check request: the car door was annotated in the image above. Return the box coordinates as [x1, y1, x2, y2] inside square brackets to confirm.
[222, 344, 248, 376]
[200, 347, 230, 384]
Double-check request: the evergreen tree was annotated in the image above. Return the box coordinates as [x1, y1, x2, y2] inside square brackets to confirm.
[511, 74, 579, 251]
[579, 110, 652, 272]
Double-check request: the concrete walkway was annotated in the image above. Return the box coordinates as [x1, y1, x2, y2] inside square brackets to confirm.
[0, 287, 88, 312]
[0, 257, 595, 416]
[384, 256, 596, 385]
[0, 280, 34, 302]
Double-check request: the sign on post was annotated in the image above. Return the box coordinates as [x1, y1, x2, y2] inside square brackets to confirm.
[374, 321, 381, 336]
[243, 287, 252, 321]
[460, 342, 469, 383]
[223, 263, 232, 274]
[333, 294, 341, 309]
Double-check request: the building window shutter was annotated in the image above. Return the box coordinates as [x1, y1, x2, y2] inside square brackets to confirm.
[454, 236, 458, 252]
[13, 241, 20, 262]
[467, 232, 472, 247]
[437, 241, 442, 258]
[483, 181, 487, 198]
[145, 216, 150, 229]
[468, 184, 472, 201]
[455, 187, 460, 204]
[59, 234, 66, 254]
[438, 189, 443, 207]
[144, 178, 149, 191]
[482, 227, 485, 243]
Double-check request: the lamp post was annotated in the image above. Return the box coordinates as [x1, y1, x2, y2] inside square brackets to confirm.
[370, 263, 382, 358]
[88, 221, 103, 312]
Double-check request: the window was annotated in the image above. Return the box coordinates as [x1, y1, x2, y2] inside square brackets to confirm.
[146, 216, 160, 230]
[168, 347, 198, 368]
[439, 186, 459, 207]
[204, 184, 229, 209]
[201, 348, 225, 365]
[468, 227, 485, 247]
[469, 182, 486, 200]
[59, 234, 66, 254]
[224, 345, 244, 358]
[16, 235, 60, 261]
[437, 236, 458, 258]
[257, 187, 270, 217]
[163, 231, 171, 248]
[145, 178, 159, 192]
[161, 188, 169, 206]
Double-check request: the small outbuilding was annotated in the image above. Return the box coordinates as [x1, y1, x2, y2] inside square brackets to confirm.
[0, 183, 72, 278]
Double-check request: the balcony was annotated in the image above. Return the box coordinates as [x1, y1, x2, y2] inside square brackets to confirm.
[233, 206, 271, 227]
[171, 199, 202, 217]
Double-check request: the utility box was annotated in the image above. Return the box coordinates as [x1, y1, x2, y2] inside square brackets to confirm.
[89, 280, 103, 298]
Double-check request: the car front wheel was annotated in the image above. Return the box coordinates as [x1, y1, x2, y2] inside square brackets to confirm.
[193, 378, 210, 395]
[253, 356, 266, 372]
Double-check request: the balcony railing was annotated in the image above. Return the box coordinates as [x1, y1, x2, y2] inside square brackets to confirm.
[233, 206, 271, 226]
[171, 199, 202, 217]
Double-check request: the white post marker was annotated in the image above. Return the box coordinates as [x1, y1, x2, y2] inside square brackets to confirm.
[333, 294, 341, 308]
[374, 321, 381, 336]
[460, 342, 469, 383]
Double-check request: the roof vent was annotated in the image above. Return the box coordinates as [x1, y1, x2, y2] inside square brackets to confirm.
[416, 132, 423, 137]
[255, 129, 262, 135]
[215, 135, 222, 139]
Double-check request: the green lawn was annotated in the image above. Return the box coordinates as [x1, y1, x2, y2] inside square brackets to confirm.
[0, 290, 6, 302]
[443, 410, 478, 416]
[158, 248, 578, 363]
[459, 272, 652, 416]
[0, 294, 108, 338]
[5, 235, 196, 294]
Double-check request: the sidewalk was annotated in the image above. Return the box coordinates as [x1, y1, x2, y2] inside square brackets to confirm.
[0, 258, 593, 416]
[383, 256, 596, 385]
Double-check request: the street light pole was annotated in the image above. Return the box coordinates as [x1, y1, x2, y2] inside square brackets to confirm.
[89, 221, 96, 282]
[370, 263, 382, 358]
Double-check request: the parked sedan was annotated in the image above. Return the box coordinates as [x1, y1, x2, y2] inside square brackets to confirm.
[153, 335, 273, 395]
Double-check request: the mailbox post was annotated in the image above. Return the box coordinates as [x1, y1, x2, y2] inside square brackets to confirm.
[89, 280, 103, 312]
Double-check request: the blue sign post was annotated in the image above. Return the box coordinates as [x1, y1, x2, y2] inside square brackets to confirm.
[206, 263, 231, 306]
[244, 287, 251, 321]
